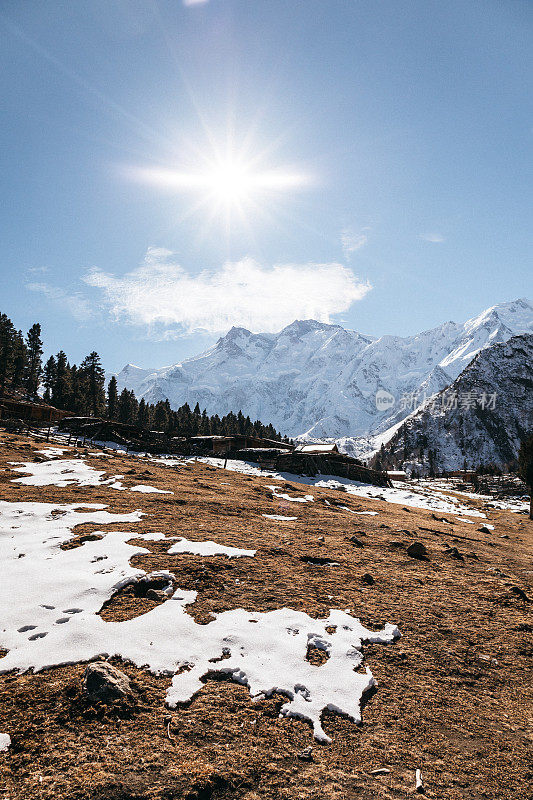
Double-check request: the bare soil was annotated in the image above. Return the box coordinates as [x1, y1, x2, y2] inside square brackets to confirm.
[0, 432, 531, 799]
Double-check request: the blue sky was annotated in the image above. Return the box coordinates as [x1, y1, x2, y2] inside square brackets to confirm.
[0, 0, 531, 371]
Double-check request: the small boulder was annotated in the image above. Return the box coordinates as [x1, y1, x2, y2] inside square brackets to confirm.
[347, 535, 364, 547]
[509, 586, 531, 602]
[83, 661, 132, 702]
[444, 546, 464, 561]
[478, 525, 493, 534]
[297, 746, 313, 762]
[146, 588, 167, 602]
[406, 542, 429, 560]
[361, 573, 374, 585]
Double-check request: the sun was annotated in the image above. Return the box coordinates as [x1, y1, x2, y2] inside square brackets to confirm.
[205, 158, 252, 205]
[125, 142, 312, 223]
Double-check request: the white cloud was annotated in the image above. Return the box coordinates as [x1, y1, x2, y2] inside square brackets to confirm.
[419, 233, 445, 243]
[84, 248, 371, 337]
[26, 282, 93, 322]
[341, 227, 369, 259]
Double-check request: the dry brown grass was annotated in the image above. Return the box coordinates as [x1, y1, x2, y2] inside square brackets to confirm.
[0, 432, 532, 799]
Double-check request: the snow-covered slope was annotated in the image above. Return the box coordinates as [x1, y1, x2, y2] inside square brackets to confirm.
[373, 334, 533, 473]
[113, 298, 532, 440]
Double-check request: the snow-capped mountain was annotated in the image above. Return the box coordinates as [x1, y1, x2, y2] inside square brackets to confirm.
[113, 298, 532, 441]
[372, 334, 533, 473]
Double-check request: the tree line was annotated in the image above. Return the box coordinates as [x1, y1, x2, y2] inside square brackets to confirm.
[0, 310, 286, 441]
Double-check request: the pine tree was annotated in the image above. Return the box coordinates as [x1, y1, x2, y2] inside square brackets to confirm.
[117, 388, 135, 424]
[80, 352, 105, 417]
[11, 331, 27, 389]
[68, 365, 80, 413]
[137, 397, 149, 429]
[199, 408, 210, 434]
[107, 376, 118, 419]
[42, 355, 57, 403]
[0, 314, 16, 394]
[25, 323, 43, 396]
[52, 351, 70, 409]
[153, 401, 169, 431]
[129, 390, 139, 423]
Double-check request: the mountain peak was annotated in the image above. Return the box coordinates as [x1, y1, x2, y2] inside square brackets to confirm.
[224, 325, 253, 339]
[281, 319, 340, 336]
[465, 297, 532, 335]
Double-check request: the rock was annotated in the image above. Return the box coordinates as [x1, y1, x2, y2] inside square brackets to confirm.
[83, 661, 132, 702]
[444, 546, 464, 561]
[146, 589, 167, 602]
[432, 513, 451, 524]
[406, 542, 429, 560]
[478, 525, 493, 534]
[317, 535, 325, 543]
[509, 586, 531, 602]
[347, 535, 364, 547]
[371, 767, 390, 775]
[297, 746, 313, 762]
[388, 541, 404, 549]
[361, 573, 374, 585]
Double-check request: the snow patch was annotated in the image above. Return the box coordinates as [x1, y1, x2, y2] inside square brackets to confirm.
[37, 447, 68, 458]
[268, 485, 314, 503]
[130, 485, 173, 494]
[10, 459, 173, 495]
[168, 538, 256, 558]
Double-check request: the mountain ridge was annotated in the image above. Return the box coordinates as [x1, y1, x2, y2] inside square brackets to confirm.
[112, 298, 532, 444]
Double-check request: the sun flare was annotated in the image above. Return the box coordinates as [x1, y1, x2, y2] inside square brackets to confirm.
[126, 146, 312, 221]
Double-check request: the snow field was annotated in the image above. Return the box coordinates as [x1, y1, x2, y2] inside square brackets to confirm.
[0, 499, 400, 742]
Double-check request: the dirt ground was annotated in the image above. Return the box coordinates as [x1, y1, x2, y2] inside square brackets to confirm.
[0, 432, 531, 800]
